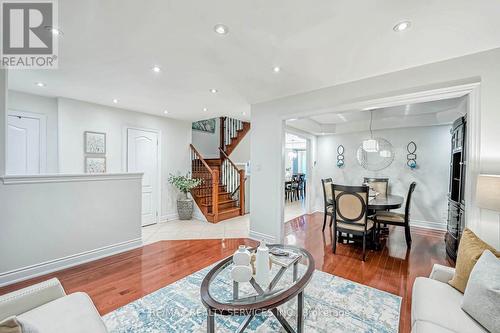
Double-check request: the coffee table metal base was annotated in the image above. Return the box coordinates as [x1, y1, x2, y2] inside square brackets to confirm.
[206, 261, 304, 333]
[206, 292, 304, 333]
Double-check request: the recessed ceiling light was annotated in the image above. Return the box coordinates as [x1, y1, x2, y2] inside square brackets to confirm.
[273, 66, 281, 73]
[163, 110, 169, 114]
[288, 118, 297, 121]
[152, 65, 161, 73]
[393, 21, 411, 32]
[112, 99, 119, 104]
[214, 24, 229, 35]
[210, 88, 218, 94]
[35, 82, 45, 87]
[203, 107, 208, 112]
[45, 26, 63, 36]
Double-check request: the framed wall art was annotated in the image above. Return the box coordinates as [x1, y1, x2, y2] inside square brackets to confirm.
[84, 131, 106, 154]
[85, 156, 106, 173]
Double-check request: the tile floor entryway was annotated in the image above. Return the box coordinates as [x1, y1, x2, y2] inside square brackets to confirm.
[284, 199, 307, 222]
[142, 200, 308, 244]
[142, 214, 250, 244]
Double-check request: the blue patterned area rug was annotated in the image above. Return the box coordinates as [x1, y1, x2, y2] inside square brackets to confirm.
[103, 266, 401, 332]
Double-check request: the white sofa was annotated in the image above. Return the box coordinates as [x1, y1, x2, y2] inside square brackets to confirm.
[412, 264, 487, 333]
[0, 278, 108, 333]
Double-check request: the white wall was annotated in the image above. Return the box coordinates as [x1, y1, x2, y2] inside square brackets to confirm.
[0, 70, 6, 175]
[316, 126, 451, 230]
[0, 174, 142, 286]
[191, 118, 220, 159]
[57, 98, 193, 221]
[230, 129, 251, 164]
[251, 47, 500, 248]
[8, 90, 59, 173]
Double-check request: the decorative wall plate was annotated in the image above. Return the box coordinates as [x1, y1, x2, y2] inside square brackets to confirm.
[337, 145, 345, 167]
[407, 141, 417, 169]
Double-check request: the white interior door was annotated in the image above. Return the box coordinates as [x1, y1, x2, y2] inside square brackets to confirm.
[127, 128, 159, 226]
[7, 115, 42, 175]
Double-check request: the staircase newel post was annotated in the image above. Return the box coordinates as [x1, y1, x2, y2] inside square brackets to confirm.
[212, 169, 219, 222]
[239, 169, 245, 215]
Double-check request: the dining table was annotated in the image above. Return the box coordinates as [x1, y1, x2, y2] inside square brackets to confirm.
[367, 194, 404, 210]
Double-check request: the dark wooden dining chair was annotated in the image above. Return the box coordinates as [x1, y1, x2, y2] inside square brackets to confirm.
[285, 181, 296, 201]
[297, 174, 306, 199]
[290, 174, 300, 201]
[332, 184, 375, 261]
[374, 182, 417, 247]
[363, 177, 389, 196]
[321, 178, 333, 231]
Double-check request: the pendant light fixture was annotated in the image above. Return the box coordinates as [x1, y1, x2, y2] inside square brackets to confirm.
[362, 110, 379, 152]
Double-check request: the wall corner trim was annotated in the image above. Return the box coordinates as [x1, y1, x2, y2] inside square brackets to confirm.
[249, 230, 277, 244]
[0, 172, 143, 185]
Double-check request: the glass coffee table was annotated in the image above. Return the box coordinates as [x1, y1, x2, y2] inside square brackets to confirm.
[200, 244, 315, 333]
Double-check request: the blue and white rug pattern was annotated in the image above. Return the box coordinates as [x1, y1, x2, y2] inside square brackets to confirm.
[103, 266, 401, 332]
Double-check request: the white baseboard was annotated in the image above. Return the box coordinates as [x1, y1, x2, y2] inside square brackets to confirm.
[160, 213, 178, 223]
[159, 211, 207, 223]
[0, 238, 142, 288]
[410, 219, 447, 231]
[249, 230, 277, 244]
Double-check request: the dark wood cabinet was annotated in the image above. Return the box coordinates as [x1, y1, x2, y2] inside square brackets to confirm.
[446, 116, 466, 262]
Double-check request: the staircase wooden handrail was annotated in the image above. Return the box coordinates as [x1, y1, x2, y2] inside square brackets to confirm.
[219, 116, 250, 156]
[190, 144, 214, 176]
[190, 144, 219, 221]
[218, 147, 245, 215]
[219, 147, 238, 169]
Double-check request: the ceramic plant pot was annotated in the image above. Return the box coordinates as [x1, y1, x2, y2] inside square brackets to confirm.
[177, 192, 193, 220]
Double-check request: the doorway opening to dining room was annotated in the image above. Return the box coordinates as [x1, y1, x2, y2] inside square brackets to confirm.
[281, 81, 480, 260]
[283, 132, 310, 222]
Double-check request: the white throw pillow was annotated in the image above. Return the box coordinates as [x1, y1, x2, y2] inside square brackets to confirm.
[462, 250, 500, 332]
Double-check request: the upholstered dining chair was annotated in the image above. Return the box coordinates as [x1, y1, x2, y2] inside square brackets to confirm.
[321, 178, 334, 231]
[374, 182, 417, 247]
[297, 173, 306, 199]
[332, 184, 375, 261]
[363, 177, 389, 196]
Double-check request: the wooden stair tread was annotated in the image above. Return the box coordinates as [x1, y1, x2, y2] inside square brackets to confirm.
[193, 184, 225, 190]
[219, 207, 240, 213]
[200, 198, 237, 207]
[194, 191, 231, 198]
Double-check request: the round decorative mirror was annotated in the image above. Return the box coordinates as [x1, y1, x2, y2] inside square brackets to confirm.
[356, 138, 395, 171]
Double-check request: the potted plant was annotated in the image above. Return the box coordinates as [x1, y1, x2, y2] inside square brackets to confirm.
[168, 173, 202, 220]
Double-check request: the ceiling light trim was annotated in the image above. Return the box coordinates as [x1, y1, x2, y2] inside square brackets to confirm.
[393, 20, 411, 32]
[214, 24, 229, 35]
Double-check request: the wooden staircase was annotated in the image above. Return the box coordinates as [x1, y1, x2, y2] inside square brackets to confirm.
[190, 146, 245, 223]
[190, 117, 250, 223]
[220, 117, 251, 156]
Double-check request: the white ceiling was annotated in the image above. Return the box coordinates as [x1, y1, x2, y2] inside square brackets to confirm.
[7, 0, 500, 121]
[287, 97, 467, 135]
[285, 133, 307, 150]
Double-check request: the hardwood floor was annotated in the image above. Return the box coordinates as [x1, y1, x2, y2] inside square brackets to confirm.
[0, 212, 450, 332]
[284, 213, 450, 332]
